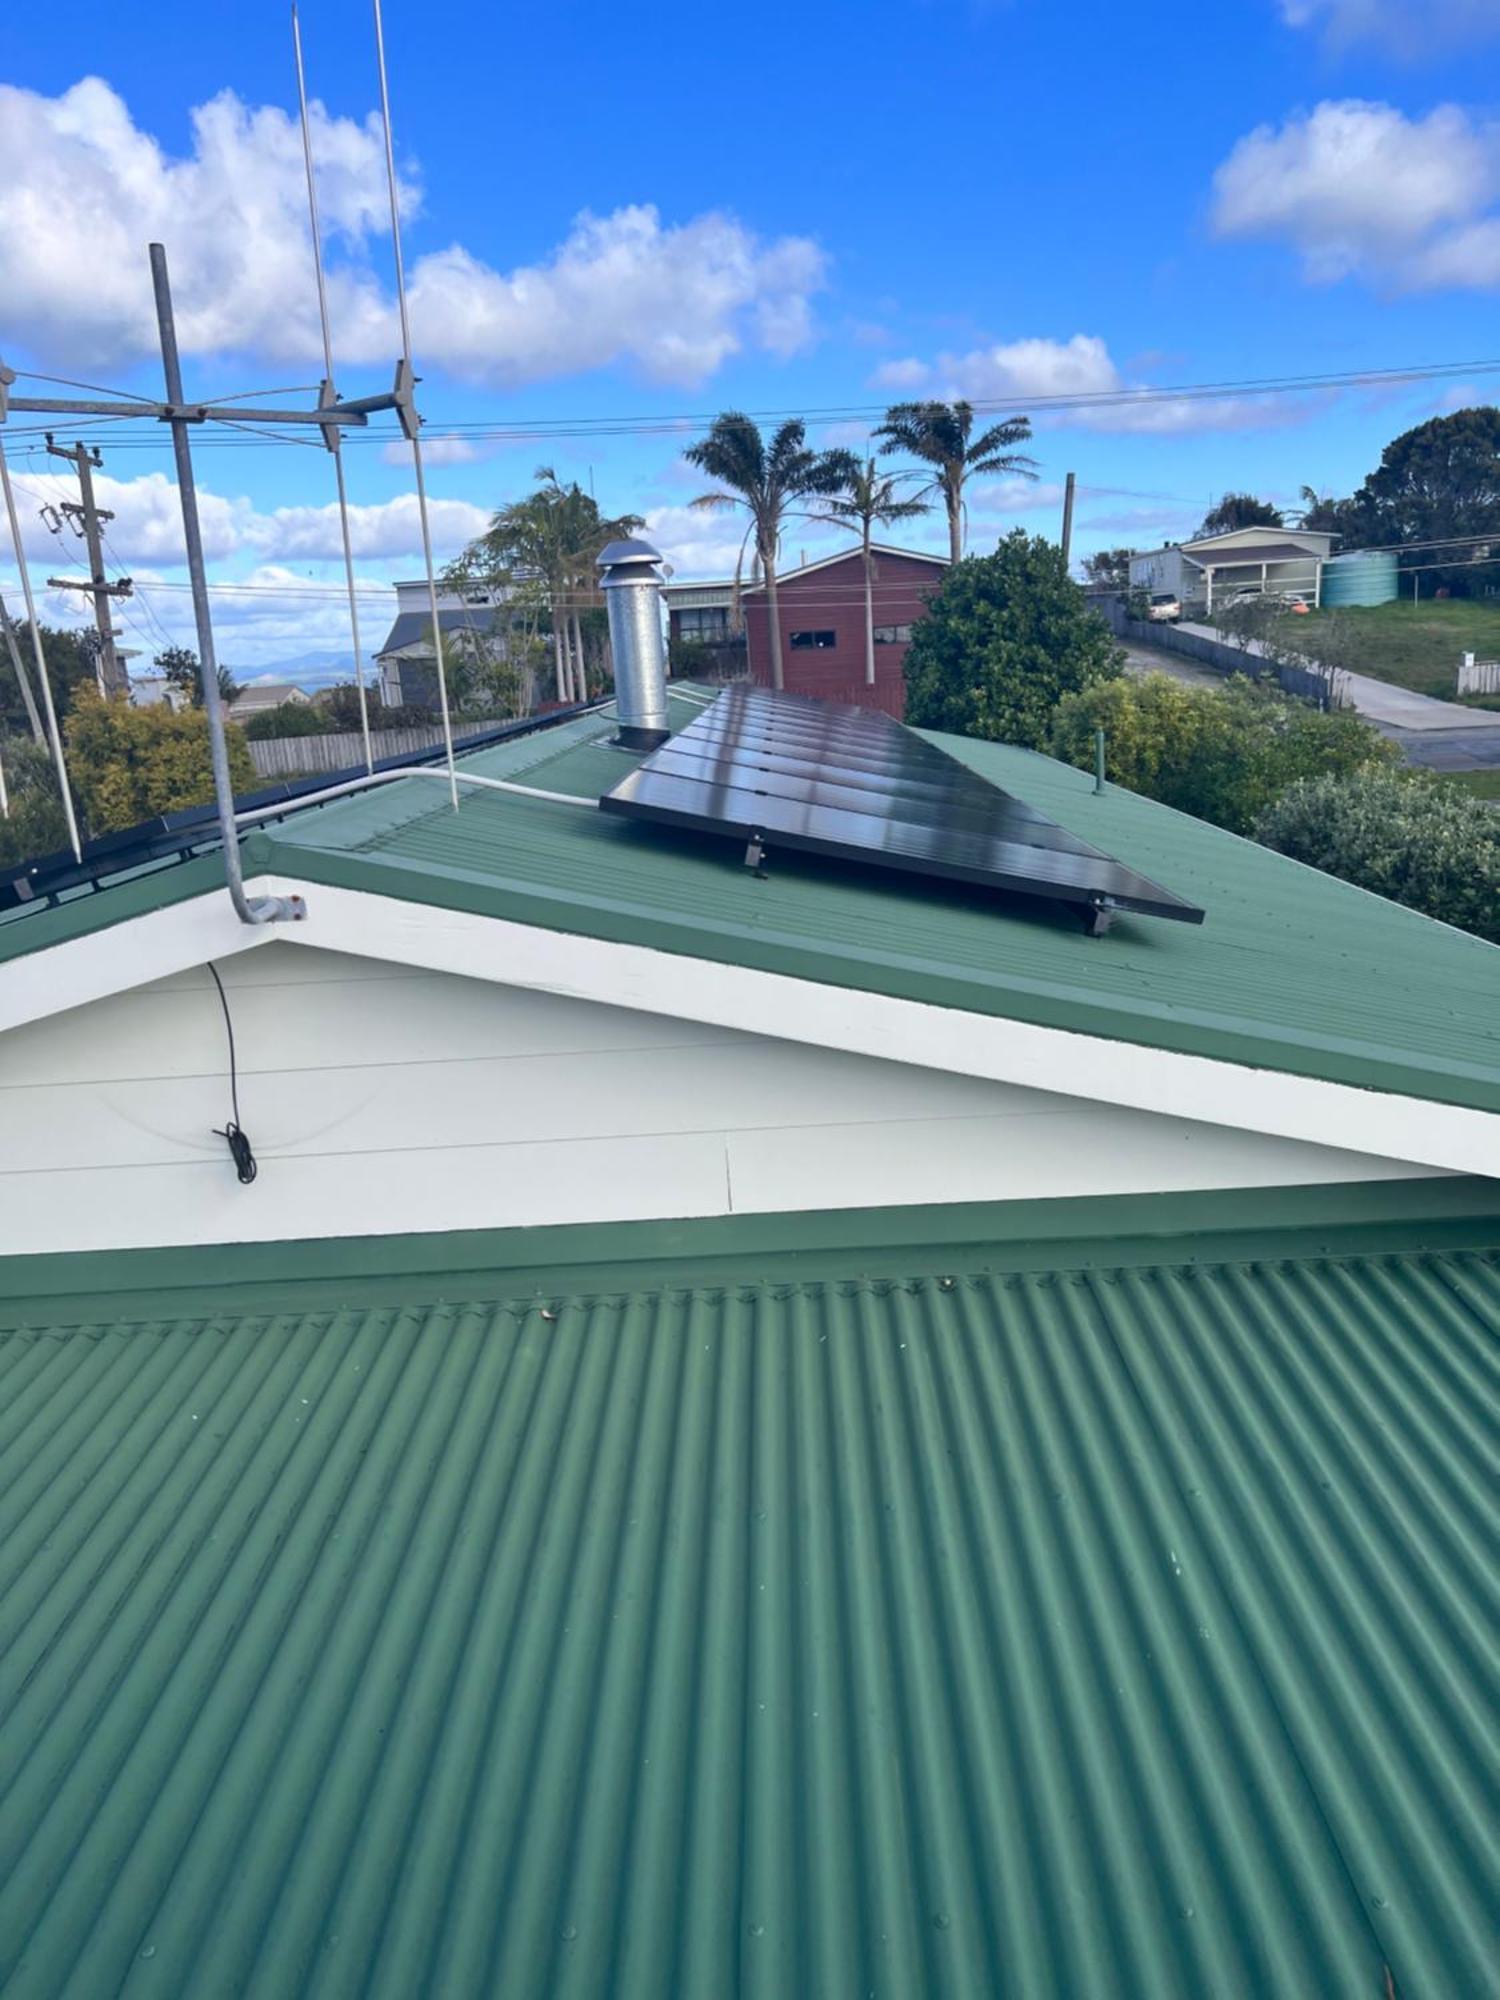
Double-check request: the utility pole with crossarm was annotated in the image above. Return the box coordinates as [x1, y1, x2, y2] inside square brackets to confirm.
[43, 437, 133, 695]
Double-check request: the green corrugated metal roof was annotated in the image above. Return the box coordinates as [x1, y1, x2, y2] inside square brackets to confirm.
[1, 1183, 1496, 1997]
[5, 690, 1500, 1111]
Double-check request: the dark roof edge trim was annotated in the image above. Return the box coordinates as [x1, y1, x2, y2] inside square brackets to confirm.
[2, 1176, 1495, 1328]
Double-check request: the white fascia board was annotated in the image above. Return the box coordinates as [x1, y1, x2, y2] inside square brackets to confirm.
[231, 873, 1497, 1179]
[0, 889, 274, 1035]
[4, 873, 1490, 1177]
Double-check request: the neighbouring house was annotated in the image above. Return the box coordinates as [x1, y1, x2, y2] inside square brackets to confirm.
[374, 579, 511, 709]
[742, 544, 949, 716]
[126, 672, 179, 709]
[661, 576, 746, 678]
[1130, 527, 1334, 614]
[226, 681, 314, 719]
[0, 676, 1496, 1997]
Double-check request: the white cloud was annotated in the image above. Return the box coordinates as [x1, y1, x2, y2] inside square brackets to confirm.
[0, 77, 826, 387]
[871, 335, 1296, 433]
[1278, 0, 1500, 54]
[382, 436, 481, 467]
[1212, 99, 1500, 288]
[1, 465, 488, 567]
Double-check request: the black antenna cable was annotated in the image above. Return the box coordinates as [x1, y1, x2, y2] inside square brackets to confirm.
[206, 962, 257, 1185]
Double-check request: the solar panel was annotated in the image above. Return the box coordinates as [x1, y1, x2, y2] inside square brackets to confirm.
[599, 686, 1205, 932]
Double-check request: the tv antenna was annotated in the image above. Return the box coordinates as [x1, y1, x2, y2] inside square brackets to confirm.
[0, 0, 462, 907]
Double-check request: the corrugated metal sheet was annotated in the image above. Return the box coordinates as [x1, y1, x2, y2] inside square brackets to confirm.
[1, 1238, 1495, 1996]
[258, 701, 1500, 1115]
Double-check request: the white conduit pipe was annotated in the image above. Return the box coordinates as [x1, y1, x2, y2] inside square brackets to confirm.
[235, 764, 589, 829]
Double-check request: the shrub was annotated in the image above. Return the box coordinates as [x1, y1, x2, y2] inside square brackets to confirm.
[1049, 672, 1396, 835]
[1254, 769, 1500, 943]
[903, 531, 1123, 749]
[64, 689, 256, 835]
[0, 736, 73, 868]
[242, 701, 331, 740]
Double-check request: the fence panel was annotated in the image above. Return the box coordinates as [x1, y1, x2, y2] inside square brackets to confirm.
[246, 720, 511, 778]
[1457, 654, 1500, 697]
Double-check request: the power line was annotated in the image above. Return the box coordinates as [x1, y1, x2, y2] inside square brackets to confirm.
[2, 353, 1496, 454]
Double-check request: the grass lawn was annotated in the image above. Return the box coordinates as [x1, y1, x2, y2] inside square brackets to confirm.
[1289, 598, 1500, 699]
[1442, 767, 1500, 802]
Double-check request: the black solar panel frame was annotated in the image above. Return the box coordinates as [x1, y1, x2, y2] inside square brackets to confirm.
[600, 687, 1205, 926]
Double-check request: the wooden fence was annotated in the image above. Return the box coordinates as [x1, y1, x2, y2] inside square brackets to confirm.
[246, 720, 511, 778]
[1457, 653, 1500, 697]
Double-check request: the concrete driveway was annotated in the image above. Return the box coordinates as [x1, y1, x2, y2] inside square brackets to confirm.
[1121, 631, 1500, 769]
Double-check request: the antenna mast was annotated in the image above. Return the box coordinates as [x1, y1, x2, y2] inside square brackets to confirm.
[292, 3, 374, 776]
[372, 0, 459, 809]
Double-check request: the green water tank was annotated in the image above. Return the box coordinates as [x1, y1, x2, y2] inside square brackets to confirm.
[1322, 548, 1399, 606]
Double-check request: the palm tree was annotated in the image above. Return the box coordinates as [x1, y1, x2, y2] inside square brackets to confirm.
[685, 414, 855, 690]
[874, 400, 1037, 565]
[818, 458, 930, 685]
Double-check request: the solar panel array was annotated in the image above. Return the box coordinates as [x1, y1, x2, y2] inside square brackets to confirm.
[599, 686, 1205, 929]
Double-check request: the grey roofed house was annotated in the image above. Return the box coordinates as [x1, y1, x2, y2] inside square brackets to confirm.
[375, 582, 510, 708]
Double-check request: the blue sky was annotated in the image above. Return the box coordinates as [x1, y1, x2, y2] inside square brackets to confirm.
[3, 0, 1498, 670]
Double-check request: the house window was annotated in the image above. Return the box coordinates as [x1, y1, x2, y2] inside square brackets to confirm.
[872, 623, 914, 644]
[789, 630, 837, 649]
[678, 606, 731, 640]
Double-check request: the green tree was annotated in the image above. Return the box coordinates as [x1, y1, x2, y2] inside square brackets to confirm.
[1328, 408, 1500, 594]
[1082, 547, 1133, 589]
[684, 414, 855, 690]
[0, 736, 72, 869]
[0, 622, 100, 736]
[155, 644, 241, 709]
[902, 531, 1122, 747]
[64, 688, 256, 834]
[875, 400, 1037, 565]
[447, 471, 641, 705]
[242, 700, 332, 741]
[1195, 493, 1284, 537]
[817, 457, 929, 685]
[1049, 672, 1396, 836]
[1255, 769, 1500, 942]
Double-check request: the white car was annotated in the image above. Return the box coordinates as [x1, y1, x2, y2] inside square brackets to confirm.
[1146, 592, 1182, 622]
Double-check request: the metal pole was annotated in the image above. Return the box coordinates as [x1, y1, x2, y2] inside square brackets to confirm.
[1094, 727, 1106, 794]
[1061, 471, 1076, 570]
[0, 440, 82, 857]
[293, 2, 374, 775]
[46, 438, 128, 694]
[0, 589, 45, 742]
[149, 244, 301, 926]
[372, 0, 459, 809]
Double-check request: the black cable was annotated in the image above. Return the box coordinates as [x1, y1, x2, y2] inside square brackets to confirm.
[206, 962, 258, 1185]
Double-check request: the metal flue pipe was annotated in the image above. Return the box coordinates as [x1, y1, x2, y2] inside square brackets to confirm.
[597, 538, 670, 750]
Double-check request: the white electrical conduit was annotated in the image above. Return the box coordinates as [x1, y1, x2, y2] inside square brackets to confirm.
[372, 0, 459, 811]
[292, 4, 374, 777]
[234, 764, 589, 829]
[0, 437, 82, 857]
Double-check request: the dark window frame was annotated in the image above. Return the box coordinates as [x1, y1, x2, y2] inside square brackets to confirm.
[789, 629, 838, 650]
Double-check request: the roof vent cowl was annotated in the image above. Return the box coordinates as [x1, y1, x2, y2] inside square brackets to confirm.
[597, 537, 670, 751]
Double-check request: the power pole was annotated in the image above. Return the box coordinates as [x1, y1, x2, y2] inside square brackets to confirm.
[1060, 470, 1076, 571]
[43, 436, 133, 696]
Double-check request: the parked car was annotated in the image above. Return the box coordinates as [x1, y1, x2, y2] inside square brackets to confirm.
[1146, 592, 1182, 623]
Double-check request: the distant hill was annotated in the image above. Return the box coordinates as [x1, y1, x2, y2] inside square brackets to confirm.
[227, 649, 372, 689]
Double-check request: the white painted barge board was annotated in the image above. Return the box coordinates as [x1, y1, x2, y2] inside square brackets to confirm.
[0, 943, 1444, 1256]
